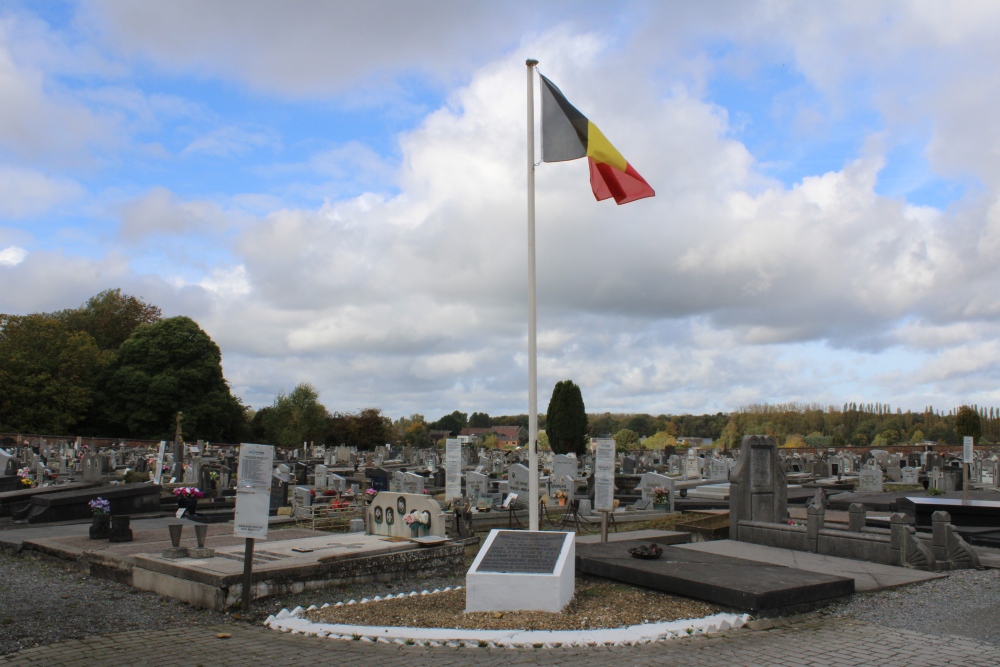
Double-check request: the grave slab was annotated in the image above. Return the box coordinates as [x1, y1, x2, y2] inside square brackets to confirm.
[897, 496, 1000, 528]
[576, 537, 854, 616]
[677, 539, 945, 592]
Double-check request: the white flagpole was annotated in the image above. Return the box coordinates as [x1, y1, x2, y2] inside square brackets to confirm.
[526, 58, 539, 532]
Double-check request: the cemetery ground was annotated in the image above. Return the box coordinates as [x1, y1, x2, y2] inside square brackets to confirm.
[3, 534, 1000, 667]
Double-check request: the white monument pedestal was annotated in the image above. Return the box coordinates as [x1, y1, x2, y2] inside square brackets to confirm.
[465, 529, 574, 613]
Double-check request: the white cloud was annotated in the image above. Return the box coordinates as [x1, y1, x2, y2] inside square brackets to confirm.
[0, 166, 83, 218]
[0, 245, 27, 266]
[118, 187, 234, 241]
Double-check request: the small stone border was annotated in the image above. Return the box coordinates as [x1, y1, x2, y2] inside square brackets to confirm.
[264, 587, 749, 648]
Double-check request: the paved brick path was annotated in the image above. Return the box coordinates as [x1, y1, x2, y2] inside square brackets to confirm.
[1, 616, 993, 667]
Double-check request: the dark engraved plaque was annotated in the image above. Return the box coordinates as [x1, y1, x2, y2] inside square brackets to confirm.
[476, 531, 567, 574]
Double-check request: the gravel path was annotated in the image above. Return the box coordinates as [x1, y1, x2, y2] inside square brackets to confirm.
[830, 567, 1000, 646]
[0, 551, 232, 655]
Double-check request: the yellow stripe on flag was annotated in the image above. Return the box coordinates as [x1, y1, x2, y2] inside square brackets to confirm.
[585, 121, 627, 172]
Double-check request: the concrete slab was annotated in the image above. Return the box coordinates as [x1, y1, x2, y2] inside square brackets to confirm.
[575, 530, 690, 545]
[677, 540, 945, 592]
[131, 533, 466, 610]
[576, 538, 854, 616]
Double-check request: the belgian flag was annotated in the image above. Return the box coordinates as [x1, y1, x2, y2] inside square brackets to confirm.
[539, 74, 654, 205]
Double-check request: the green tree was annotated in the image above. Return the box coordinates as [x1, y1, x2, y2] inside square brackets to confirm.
[262, 383, 329, 448]
[613, 428, 640, 451]
[955, 405, 982, 441]
[716, 420, 742, 451]
[468, 411, 491, 428]
[545, 380, 588, 455]
[642, 430, 677, 450]
[51, 288, 161, 351]
[432, 410, 468, 436]
[92, 316, 247, 441]
[0, 314, 103, 433]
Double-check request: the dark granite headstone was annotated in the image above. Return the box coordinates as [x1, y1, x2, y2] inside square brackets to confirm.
[477, 531, 566, 574]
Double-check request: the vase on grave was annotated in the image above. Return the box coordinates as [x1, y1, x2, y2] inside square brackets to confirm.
[177, 496, 198, 515]
[654, 503, 668, 511]
[109, 515, 133, 543]
[89, 514, 110, 540]
[558, 497, 567, 506]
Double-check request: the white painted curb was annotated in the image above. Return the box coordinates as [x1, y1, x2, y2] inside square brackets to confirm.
[263, 589, 748, 648]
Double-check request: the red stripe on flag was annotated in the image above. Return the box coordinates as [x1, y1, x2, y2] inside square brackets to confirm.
[588, 158, 655, 205]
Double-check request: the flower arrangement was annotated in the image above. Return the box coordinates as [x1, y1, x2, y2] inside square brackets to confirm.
[172, 487, 204, 498]
[552, 489, 568, 500]
[17, 467, 34, 488]
[365, 488, 378, 498]
[652, 486, 671, 504]
[88, 497, 111, 515]
[403, 510, 430, 526]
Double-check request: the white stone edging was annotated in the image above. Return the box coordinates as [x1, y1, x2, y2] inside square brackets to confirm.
[263, 588, 748, 648]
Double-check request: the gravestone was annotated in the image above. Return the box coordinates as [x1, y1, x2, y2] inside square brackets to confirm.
[466, 471, 489, 500]
[401, 472, 425, 495]
[858, 466, 884, 493]
[328, 473, 347, 493]
[622, 455, 636, 475]
[685, 449, 701, 479]
[728, 435, 787, 540]
[886, 465, 902, 483]
[466, 529, 574, 613]
[314, 464, 328, 490]
[552, 454, 577, 484]
[269, 477, 289, 512]
[901, 466, 919, 484]
[708, 459, 730, 481]
[82, 453, 102, 483]
[507, 463, 531, 505]
[366, 491, 444, 538]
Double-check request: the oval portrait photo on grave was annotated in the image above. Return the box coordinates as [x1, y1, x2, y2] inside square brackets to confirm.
[373, 506, 383, 524]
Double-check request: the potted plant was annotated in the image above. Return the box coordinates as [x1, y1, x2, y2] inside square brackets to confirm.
[173, 486, 204, 515]
[653, 486, 670, 511]
[552, 489, 568, 506]
[364, 488, 378, 504]
[88, 497, 111, 539]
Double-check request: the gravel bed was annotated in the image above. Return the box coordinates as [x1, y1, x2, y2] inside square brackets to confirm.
[0, 550, 232, 656]
[306, 577, 721, 631]
[830, 567, 1000, 646]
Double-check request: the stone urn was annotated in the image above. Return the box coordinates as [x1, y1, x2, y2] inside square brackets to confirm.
[89, 513, 110, 540]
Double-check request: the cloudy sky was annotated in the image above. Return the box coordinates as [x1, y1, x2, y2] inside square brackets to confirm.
[3, 1, 1000, 420]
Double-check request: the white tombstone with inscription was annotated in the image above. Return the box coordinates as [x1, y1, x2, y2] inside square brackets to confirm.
[466, 529, 574, 613]
[466, 471, 489, 501]
[445, 438, 462, 503]
[314, 464, 328, 490]
[901, 466, 919, 485]
[401, 472, 425, 495]
[507, 463, 532, 506]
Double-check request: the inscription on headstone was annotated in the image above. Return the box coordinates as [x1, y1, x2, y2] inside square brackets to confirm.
[477, 531, 566, 573]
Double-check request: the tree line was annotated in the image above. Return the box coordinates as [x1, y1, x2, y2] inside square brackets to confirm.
[4, 300, 995, 451]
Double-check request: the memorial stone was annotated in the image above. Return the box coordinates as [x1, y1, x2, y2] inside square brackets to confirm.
[728, 435, 787, 540]
[401, 471, 425, 495]
[314, 464, 328, 490]
[858, 466, 884, 493]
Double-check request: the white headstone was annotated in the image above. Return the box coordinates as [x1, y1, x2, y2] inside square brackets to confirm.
[445, 438, 462, 502]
